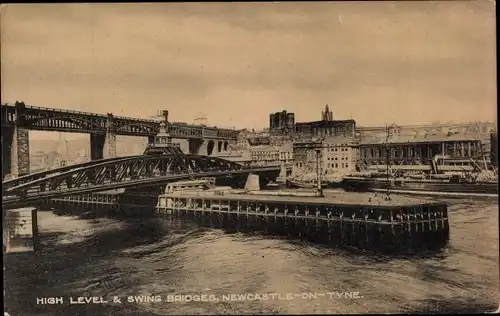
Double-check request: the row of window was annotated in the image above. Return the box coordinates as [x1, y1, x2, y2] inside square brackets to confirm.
[326, 163, 350, 169]
[295, 162, 351, 169]
[327, 157, 349, 161]
[362, 146, 480, 159]
[326, 147, 350, 152]
[324, 143, 351, 147]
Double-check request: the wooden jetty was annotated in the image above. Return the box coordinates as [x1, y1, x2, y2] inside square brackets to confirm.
[156, 187, 450, 252]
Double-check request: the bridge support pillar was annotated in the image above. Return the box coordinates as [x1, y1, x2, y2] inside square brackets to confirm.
[31, 208, 41, 253]
[2, 125, 30, 179]
[188, 139, 206, 155]
[244, 174, 260, 191]
[90, 114, 116, 160]
[3, 210, 11, 253]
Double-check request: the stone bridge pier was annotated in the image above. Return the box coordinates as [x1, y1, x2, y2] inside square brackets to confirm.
[90, 113, 117, 160]
[2, 102, 30, 179]
[2, 126, 30, 180]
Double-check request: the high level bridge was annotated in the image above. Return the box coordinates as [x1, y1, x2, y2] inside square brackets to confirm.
[2, 153, 280, 210]
[1, 102, 240, 179]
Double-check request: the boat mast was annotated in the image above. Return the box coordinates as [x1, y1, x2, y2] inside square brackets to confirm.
[385, 124, 390, 197]
[315, 148, 323, 197]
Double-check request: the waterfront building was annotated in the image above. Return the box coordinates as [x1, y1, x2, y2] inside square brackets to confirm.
[357, 121, 496, 163]
[358, 133, 483, 170]
[322, 136, 359, 175]
[249, 145, 280, 167]
[279, 142, 294, 165]
[292, 138, 321, 171]
[292, 136, 358, 178]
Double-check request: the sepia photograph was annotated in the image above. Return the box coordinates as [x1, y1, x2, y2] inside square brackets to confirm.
[1, 2, 498, 315]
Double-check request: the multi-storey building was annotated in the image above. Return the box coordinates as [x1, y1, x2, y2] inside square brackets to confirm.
[322, 136, 359, 175]
[357, 121, 496, 163]
[292, 139, 321, 171]
[30, 151, 48, 170]
[279, 142, 294, 165]
[249, 145, 280, 166]
[359, 133, 483, 170]
[292, 136, 358, 178]
[30, 151, 63, 172]
[236, 130, 251, 149]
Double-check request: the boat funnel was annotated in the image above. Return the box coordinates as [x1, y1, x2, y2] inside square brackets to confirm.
[244, 174, 260, 191]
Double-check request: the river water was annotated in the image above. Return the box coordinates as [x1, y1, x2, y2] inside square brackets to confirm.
[3, 192, 499, 315]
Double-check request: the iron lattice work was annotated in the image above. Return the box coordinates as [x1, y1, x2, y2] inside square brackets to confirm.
[2, 154, 279, 207]
[2, 103, 239, 139]
[2, 155, 142, 191]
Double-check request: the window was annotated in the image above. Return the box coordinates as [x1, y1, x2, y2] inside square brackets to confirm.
[335, 163, 338, 168]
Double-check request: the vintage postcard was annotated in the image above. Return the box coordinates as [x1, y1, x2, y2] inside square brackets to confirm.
[2, 2, 498, 315]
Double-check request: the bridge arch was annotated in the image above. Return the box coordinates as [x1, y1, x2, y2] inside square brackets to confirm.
[207, 140, 215, 156]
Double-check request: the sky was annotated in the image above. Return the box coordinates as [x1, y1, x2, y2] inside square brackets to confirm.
[1, 2, 497, 142]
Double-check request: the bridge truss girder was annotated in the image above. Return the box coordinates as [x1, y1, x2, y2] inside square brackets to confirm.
[2, 154, 276, 208]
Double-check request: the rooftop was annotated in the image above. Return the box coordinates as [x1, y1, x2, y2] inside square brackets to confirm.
[360, 133, 481, 145]
[249, 145, 281, 151]
[296, 119, 356, 126]
[322, 135, 359, 144]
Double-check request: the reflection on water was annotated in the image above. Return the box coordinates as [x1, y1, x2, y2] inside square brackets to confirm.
[4, 195, 499, 315]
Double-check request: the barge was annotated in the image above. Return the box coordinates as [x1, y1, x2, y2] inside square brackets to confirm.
[156, 180, 450, 252]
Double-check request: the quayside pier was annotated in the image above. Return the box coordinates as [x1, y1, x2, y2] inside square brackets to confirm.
[156, 180, 450, 252]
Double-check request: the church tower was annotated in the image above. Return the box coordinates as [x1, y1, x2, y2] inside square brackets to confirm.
[321, 104, 333, 121]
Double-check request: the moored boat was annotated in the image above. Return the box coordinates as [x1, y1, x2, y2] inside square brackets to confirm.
[342, 175, 498, 197]
[287, 179, 327, 189]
